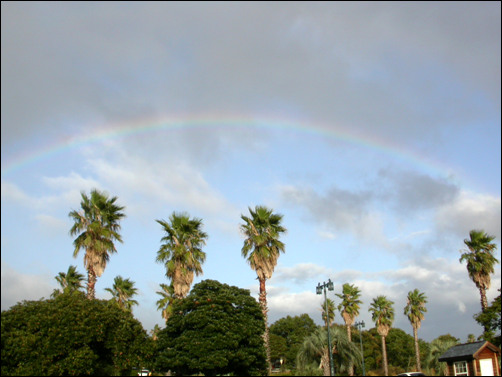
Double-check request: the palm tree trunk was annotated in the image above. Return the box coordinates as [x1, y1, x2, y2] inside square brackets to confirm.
[413, 327, 421, 371]
[86, 267, 96, 300]
[479, 286, 488, 312]
[259, 277, 271, 375]
[321, 349, 330, 376]
[381, 335, 388, 376]
[346, 324, 354, 376]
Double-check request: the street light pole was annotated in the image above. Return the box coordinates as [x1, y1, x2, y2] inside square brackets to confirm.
[354, 321, 366, 376]
[317, 279, 335, 376]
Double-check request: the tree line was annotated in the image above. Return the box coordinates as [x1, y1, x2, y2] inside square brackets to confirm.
[3, 188, 499, 376]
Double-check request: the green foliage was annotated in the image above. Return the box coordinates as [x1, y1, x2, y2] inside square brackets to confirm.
[361, 327, 428, 373]
[269, 314, 318, 370]
[475, 289, 501, 347]
[155, 279, 267, 376]
[424, 334, 460, 376]
[1, 292, 154, 376]
[296, 325, 361, 376]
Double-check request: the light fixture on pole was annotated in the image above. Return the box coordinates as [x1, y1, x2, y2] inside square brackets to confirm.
[354, 320, 366, 376]
[316, 279, 335, 376]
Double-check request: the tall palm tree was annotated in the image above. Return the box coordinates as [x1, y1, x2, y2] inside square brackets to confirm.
[240, 205, 287, 374]
[51, 265, 85, 297]
[369, 295, 394, 376]
[459, 229, 499, 312]
[321, 298, 336, 328]
[336, 283, 362, 376]
[69, 189, 125, 300]
[105, 275, 138, 311]
[404, 289, 428, 372]
[296, 326, 361, 376]
[156, 283, 176, 322]
[155, 212, 208, 299]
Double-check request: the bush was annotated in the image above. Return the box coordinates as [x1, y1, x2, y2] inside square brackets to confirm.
[1, 292, 154, 376]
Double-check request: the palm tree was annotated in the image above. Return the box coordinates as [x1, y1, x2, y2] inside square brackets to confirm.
[336, 283, 362, 376]
[459, 229, 499, 312]
[156, 283, 176, 322]
[404, 289, 428, 372]
[240, 205, 287, 374]
[69, 189, 126, 300]
[105, 275, 138, 311]
[369, 295, 394, 376]
[150, 324, 161, 341]
[321, 298, 336, 328]
[155, 212, 208, 299]
[297, 326, 361, 376]
[51, 265, 85, 297]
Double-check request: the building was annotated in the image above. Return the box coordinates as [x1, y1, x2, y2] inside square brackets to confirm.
[438, 340, 501, 376]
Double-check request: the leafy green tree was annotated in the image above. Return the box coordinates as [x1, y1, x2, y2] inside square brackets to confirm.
[474, 288, 501, 347]
[336, 283, 362, 376]
[155, 212, 208, 299]
[51, 265, 85, 297]
[369, 295, 395, 376]
[296, 325, 361, 376]
[240, 205, 287, 373]
[155, 279, 267, 376]
[460, 229, 499, 312]
[105, 275, 139, 311]
[404, 289, 428, 371]
[1, 292, 153, 376]
[270, 314, 318, 370]
[69, 189, 126, 300]
[269, 333, 288, 369]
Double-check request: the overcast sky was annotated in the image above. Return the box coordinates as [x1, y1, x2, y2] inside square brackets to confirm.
[1, 2, 500, 343]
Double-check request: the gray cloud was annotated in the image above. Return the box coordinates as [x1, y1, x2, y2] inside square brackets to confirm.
[377, 168, 460, 212]
[2, 2, 499, 157]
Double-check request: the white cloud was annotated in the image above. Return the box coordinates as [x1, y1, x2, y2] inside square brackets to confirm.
[1, 264, 54, 310]
[34, 214, 68, 236]
[265, 256, 500, 341]
[83, 142, 239, 221]
[273, 263, 333, 285]
[435, 190, 501, 239]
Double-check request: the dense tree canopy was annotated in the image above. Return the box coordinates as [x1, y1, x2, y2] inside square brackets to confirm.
[1, 292, 153, 376]
[269, 313, 318, 369]
[155, 279, 267, 376]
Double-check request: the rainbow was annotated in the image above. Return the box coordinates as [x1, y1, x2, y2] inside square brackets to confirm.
[1, 113, 452, 178]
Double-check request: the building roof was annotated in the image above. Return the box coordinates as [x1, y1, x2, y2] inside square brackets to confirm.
[438, 341, 501, 362]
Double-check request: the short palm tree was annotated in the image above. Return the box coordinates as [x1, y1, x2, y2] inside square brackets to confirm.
[150, 324, 161, 341]
[336, 283, 362, 376]
[240, 205, 287, 374]
[156, 283, 176, 322]
[425, 337, 459, 376]
[105, 275, 138, 311]
[369, 295, 394, 376]
[459, 229, 499, 312]
[404, 289, 428, 372]
[321, 298, 336, 328]
[51, 265, 85, 297]
[69, 189, 125, 300]
[297, 326, 361, 376]
[155, 212, 208, 299]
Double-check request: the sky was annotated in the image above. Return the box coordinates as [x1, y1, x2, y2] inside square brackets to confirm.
[1, 2, 500, 343]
